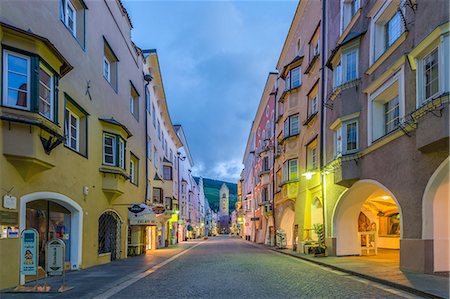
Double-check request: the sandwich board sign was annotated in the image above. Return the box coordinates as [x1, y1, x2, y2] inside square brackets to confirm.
[20, 228, 38, 275]
[46, 239, 65, 276]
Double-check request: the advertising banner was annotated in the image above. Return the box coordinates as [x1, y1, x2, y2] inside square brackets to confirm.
[21, 228, 38, 275]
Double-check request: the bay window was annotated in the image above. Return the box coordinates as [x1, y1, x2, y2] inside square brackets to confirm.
[283, 159, 298, 182]
[334, 119, 359, 157]
[369, 68, 404, 143]
[284, 114, 300, 138]
[341, 0, 360, 33]
[3, 51, 30, 110]
[39, 65, 54, 120]
[371, 2, 406, 64]
[3, 49, 57, 121]
[284, 67, 301, 91]
[103, 133, 126, 168]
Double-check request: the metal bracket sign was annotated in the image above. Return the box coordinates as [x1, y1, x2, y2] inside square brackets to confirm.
[20, 228, 39, 275]
[46, 239, 65, 276]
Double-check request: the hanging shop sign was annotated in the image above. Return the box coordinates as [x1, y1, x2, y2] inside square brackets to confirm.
[3, 194, 17, 209]
[20, 228, 39, 275]
[128, 204, 145, 214]
[128, 204, 158, 225]
[152, 206, 165, 214]
[46, 239, 65, 276]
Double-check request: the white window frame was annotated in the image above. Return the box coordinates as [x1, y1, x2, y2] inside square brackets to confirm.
[2, 50, 31, 111]
[416, 34, 449, 108]
[369, 0, 406, 65]
[118, 138, 125, 169]
[103, 133, 116, 166]
[368, 66, 405, 144]
[340, 0, 360, 34]
[38, 64, 55, 120]
[65, 0, 77, 36]
[103, 56, 111, 82]
[65, 108, 80, 151]
[130, 158, 136, 184]
[291, 67, 301, 88]
[310, 95, 318, 115]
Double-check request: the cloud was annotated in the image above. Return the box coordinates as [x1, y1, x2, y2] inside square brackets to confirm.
[124, 0, 296, 182]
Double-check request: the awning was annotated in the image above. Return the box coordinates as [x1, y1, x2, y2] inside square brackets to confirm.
[128, 204, 157, 225]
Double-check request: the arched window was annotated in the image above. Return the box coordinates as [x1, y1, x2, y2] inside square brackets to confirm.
[98, 211, 121, 260]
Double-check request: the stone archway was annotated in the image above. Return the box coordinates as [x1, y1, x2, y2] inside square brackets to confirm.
[332, 180, 403, 256]
[422, 157, 449, 273]
[279, 207, 295, 247]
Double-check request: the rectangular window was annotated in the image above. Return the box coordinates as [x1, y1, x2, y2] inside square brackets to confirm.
[103, 133, 115, 166]
[130, 83, 139, 121]
[103, 133, 125, 168]
[64, 108, 79, 151]
[147, 136, 152, 161]
[334, 63, 342, 88]
[285, 72, 291, 91]
[163, 165, 173, 180]
[165, 140, 168, 157]
[335, 126, 343, 157]
[103, 39, 118, 90]
[38, 65, 55, 120]
[153, 187, 163, 204]
[3, 51, 31, 110]
[130, 153, 138, 185]
[345, 49, 357, 82]
[423, 49, 439, 102]
[290, 114, 300, 136]
[288, 159, 298, 181]
[157, 120, 161, 140]
[384, 96, 400, 134]
[64, 0, 76, 36]
[307, 139, 318, 170]
[386, 12, 402, 48]
[346, 121, 358, 152]
[152, 103, 156, 127]
[103, 56, 110, 82]
[262, 156, 269, 172]
[291, 67, 301, 88]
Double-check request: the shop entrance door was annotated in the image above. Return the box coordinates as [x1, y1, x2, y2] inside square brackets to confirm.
[26, 200, 71, 279]
[145, 226, 152, 251]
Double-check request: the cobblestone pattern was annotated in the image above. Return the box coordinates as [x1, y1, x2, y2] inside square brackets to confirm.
[113, 237, 415, 299]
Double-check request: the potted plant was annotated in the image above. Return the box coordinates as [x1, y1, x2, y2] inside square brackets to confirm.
[312, 223, 327, 257]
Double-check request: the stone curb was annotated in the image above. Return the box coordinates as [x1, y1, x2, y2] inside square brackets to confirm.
[244, 240, 444, 299]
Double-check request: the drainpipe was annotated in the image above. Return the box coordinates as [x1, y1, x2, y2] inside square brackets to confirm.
[144, 74, 152, 207]
[271, 79, 278, 247]
[319, 0, 327, 247]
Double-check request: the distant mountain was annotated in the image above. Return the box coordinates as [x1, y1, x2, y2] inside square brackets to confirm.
[194, 177, 237, 213]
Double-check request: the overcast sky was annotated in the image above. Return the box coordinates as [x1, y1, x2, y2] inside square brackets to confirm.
[124, 0, 297, 183]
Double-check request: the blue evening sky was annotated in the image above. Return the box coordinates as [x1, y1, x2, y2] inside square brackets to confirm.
[123, 0, 297, 183]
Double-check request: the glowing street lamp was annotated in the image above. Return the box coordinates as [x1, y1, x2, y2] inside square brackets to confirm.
[301, 171, 316, 180]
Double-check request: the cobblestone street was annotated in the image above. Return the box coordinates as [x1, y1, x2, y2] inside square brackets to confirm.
[108, 236, 417, 299]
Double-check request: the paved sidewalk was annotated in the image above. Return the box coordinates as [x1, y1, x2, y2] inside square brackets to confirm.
[1, 240, 201, 299]
[269, 245, 449, 298]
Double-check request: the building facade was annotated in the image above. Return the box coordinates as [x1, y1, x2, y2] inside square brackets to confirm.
[240, 0, 449, 275]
